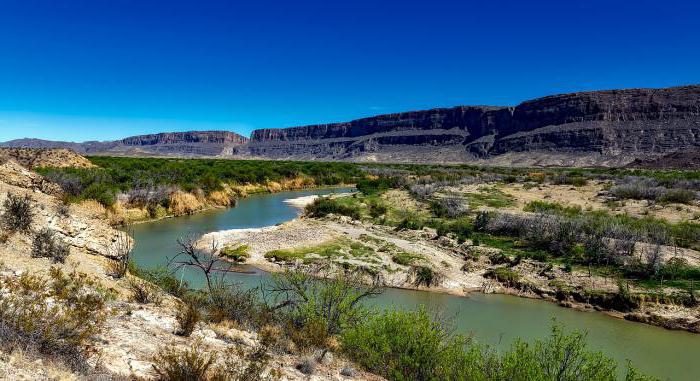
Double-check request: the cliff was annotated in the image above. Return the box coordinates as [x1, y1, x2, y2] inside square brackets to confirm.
[244, 85, 700, 166]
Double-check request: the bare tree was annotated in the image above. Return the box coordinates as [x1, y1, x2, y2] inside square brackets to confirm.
[168, 234, 252, 293]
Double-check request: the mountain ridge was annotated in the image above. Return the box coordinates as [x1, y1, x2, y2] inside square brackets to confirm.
[3, 84, 699, 167]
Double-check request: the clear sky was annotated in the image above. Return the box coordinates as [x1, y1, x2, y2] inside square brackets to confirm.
[0, 0, 699, 142]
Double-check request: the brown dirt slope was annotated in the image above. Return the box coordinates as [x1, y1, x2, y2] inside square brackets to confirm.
[0, 147, 96, 169]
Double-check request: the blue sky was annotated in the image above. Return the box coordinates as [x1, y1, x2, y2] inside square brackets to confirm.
[0, 0, 699, 142]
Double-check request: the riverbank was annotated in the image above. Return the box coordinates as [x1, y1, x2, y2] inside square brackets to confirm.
[199, 204, 700, 334]
[97, 183, 353, 226]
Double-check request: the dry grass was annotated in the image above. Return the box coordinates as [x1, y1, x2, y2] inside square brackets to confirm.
[169, 191, 203, 216]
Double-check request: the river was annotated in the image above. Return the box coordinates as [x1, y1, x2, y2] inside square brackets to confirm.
[131, 188, 699, 381]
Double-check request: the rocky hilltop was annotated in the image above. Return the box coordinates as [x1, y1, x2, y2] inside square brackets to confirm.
[2, 85, 699, 166]
[0, 147, 96, 169]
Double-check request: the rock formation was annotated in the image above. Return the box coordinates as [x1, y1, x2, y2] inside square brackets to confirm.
[2, 85, 699, 167]
[245, 85, 700, 166]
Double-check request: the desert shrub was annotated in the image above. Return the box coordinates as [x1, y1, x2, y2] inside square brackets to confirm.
[409, 182, 439, 200]
[153, 344, 216, 381]
[199, 281, 264, 327]
[43, 171, 85, 197]
[305, 197, 361, 220]
[135, 266, 190, 298]
[611, 177, 666, 201]
[341, 308, 470, 381]
[411, 266, 441, 288]
[32, 228, 70, 263]
[296, 356, 318, 375]
[485, 267, 522, 287]
[368, 200, 388, 218]
[219, 244, 251, 263]
[127, 279, 162, 305]
[474, 211, 492, 232]
[658, 188, 696, 204]
[0, 268, 107, 372]
[2, 193, 33, 232]
[343, 310, 651, 381]
[396, 215, 425, 231]
[550, 173, 588, 187]
[611, 176, 697, 204]
[266, 266, 383, 339]
[176, 303, 201, 337]
[356, 177, 401, 195]
[524, 200, 581, 216]
[431, 196, 469, 218]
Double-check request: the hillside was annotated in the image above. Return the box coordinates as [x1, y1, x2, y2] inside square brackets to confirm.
[0, 147, 96, 169]
[0, 159, 378, 380]
[2, 84, 699, 167]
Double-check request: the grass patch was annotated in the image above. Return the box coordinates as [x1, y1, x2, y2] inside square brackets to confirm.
[524, 200, 582, 217]
[265, 239, 378, 264]
[391, 251, 424, 266]
[464, 186, 515, 208]
[219, 244, 251, 263]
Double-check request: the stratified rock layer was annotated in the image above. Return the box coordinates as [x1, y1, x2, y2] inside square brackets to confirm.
[245, 85, 700, 166]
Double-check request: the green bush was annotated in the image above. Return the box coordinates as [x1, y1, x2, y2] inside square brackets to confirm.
[411, 266, 440, 288]
[524, 200, 582, 216]
[485, 267, 522, 287]
[356, 177, 401, 195]
[436, 219, 473, 242]
[368, 200, 388, 218]
[267, 268, 382, 338]
[305, 197, 361, 220]
[81, 182, 116, 206]
[343, 309, 654, 381]
[396, 215, 425, 231]
[341, 308, 469, 381]
[659, 188, 696, 204]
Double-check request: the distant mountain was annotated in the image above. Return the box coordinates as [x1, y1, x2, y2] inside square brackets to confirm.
[0, 131, 248, 157]
[2, 85, 699, 167]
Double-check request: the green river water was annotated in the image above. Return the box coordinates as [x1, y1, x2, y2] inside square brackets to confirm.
[130, 188, 699, 381]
